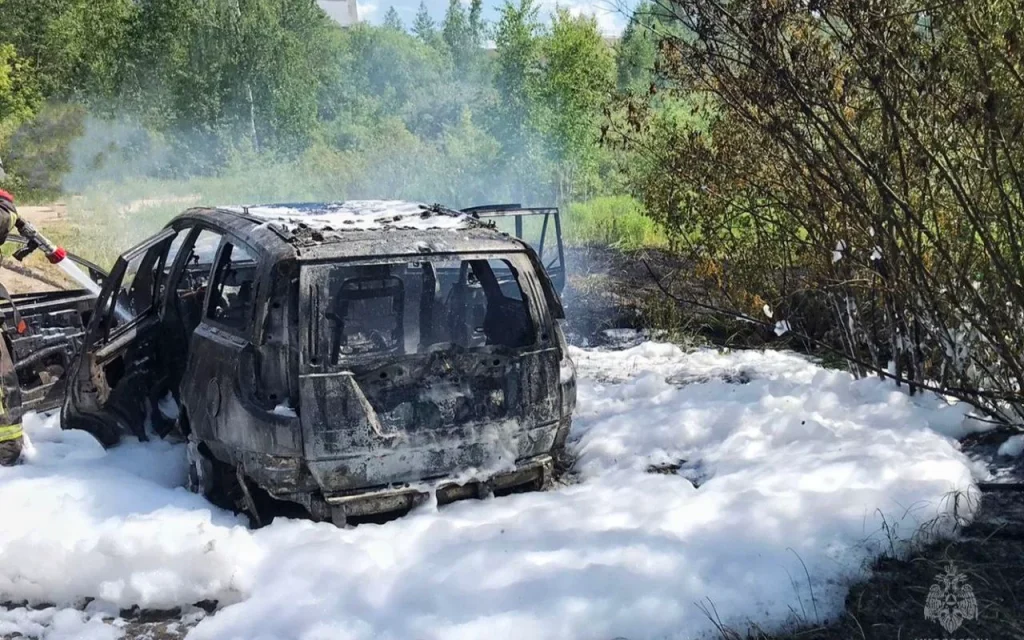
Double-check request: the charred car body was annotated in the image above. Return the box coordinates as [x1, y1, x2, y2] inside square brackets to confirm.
[0, 245, 107, 420]
[60, 201, 576, 524]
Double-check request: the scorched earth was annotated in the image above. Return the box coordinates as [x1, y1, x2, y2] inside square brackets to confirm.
[0, 341, 985, 640]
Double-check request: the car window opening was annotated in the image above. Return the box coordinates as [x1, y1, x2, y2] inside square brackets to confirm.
[208, 243, 258, 333]
[312, 257, 536, 364]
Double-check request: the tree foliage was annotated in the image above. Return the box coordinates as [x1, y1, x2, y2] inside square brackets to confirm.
[616, 2, 668, 94]
[469, 0, 486, 48]
[383, 6, 404, 31]
[0, 0, 135, 100]
[623, 0, 1024, 422]
[442, 0, 472, 73]
[0, 0, 620, 206]
[540, 10, 615, 201]
[412, 1, 441, 47]
[492, 0, 546, 196]
[0, 43, 38, 136]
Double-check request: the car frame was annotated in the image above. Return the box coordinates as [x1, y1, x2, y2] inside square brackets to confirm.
[61, 201, 576, 525]
[0, 240, 108, 419]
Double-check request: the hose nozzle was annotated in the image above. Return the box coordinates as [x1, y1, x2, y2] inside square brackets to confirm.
[13, 219, 65, 263]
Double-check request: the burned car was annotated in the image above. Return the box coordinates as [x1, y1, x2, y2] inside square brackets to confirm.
[61, 201, 576, 525]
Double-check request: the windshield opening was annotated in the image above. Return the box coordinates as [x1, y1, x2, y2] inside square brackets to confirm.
[304, 255, 538, 366]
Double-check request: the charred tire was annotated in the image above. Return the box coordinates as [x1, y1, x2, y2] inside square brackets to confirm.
[105, 373, 151, 441]
[185, 438, 239, 511]
[0, 437, 22, 466]
[551, 443, 576, 480]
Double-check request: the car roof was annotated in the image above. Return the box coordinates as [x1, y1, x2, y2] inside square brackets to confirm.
[171, 200, 532, 262]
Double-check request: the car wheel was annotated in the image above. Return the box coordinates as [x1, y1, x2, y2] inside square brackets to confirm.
[185, 439, 253, 518]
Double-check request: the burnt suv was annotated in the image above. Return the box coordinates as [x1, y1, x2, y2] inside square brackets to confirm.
[62, 201, 576, 525]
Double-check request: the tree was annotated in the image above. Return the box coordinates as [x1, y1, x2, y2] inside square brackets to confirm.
[623, 0, 1024, 425]
[4, 103, 85, 196]
[412, 2, 439, 46]
[325, 23, 453, 140]
[117, 0, 336, 168]
[0, 44, 38, 134]
[492, 0, 546, 200]
[435, 108, 502, 205]
[539, 9, 615, 201]
[383, 6, 404, 31]
[442, 0, 472, 74]
[616, 3, 659, 94]
[468, 0, 485, 48]
[0, 41, 41, 189]
[0, 0, 136, 101]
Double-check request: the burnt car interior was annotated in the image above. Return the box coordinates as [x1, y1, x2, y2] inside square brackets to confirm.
[67, 230, 181, 442]
[172, 229, 223, 338]
[207, 243, 258, 331]
[0, 241, 108, 419]
[318, 257, 535, 364]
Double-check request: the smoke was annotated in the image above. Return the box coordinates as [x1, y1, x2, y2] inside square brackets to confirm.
[62, 116, 172, 193]
[52, 8, 611, 270]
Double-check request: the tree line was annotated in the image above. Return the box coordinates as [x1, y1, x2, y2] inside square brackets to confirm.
[0, 0, 658, 206]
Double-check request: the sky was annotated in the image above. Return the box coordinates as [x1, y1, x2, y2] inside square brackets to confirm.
[319, 0, 635, 37]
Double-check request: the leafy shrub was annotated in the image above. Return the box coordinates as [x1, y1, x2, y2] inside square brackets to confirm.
[623, 0, 1024, 425]
[565, 195, 666, 249]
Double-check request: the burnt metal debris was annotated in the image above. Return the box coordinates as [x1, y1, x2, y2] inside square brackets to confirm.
[46, 201, 576, 525]
[0, 246, 108, 419]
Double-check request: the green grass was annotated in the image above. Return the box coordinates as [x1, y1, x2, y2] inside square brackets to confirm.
[563, 195, 668, 250]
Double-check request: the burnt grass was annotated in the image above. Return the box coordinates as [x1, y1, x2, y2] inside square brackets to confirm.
[564, 244, 1024, 640]
[562, 245, 769, 349]
[738, 491, 1024, 640]
[562, 244, 687, 344]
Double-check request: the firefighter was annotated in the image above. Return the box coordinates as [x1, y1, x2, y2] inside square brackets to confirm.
[0, 172, 24, 466]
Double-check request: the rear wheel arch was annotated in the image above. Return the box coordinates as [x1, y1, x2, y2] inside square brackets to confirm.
[63, 406, 121, 448]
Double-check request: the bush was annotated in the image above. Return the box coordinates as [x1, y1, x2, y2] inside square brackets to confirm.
[623, 0, 1024, 425]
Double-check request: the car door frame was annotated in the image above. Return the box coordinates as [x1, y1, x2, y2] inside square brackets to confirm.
[178, 232, 294, 461]
[157, 222, 228, 388]
[460, 205, 566, 293]
[63, 227, 181, 443]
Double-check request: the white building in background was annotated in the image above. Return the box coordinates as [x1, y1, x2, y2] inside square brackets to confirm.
[319, 0, 359, 26]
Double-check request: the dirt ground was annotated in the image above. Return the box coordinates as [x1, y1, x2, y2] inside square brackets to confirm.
[16, 204, 67, 227]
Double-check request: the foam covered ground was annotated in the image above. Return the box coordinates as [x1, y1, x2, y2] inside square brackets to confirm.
[0, 343, 983, 639]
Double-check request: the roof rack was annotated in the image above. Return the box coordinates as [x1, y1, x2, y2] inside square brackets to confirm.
[461, 203, 522, 215]
[461, 204, 559, 218]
